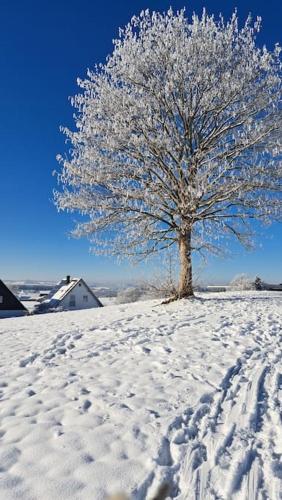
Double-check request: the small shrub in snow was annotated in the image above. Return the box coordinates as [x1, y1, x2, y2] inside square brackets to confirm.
[144, 266, 178, 299]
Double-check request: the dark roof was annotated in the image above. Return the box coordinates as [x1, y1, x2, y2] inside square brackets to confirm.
[0, 280, 27, 311]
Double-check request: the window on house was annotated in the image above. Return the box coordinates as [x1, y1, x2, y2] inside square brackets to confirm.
[69, 294, 76, 307]
[83, 295, 88, 302]
[0, 296, 3, 304]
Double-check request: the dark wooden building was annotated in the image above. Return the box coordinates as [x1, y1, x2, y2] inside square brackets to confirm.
[0, 280, 28, 318]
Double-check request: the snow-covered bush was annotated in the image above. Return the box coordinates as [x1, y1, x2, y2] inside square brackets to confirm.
[116, 287, 143, 304]
[143, 253, 178, 299]
[230, 274, 255, 291]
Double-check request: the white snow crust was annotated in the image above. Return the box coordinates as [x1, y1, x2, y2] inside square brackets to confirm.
[0, 291, 281, 499]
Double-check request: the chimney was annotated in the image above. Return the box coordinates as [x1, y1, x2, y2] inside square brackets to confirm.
[66, 275, 71, 284]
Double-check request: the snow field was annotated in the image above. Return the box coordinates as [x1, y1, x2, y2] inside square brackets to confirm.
[0, 292, 281, 499]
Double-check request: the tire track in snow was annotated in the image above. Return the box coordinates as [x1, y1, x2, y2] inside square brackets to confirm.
[184, 317, 282, 500]
[144, 311, 282, 500]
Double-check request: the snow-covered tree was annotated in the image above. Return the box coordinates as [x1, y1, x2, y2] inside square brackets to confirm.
[254, 276, 263, 290]
[230, 274, 255, 291]
[55, 9, 281, 299]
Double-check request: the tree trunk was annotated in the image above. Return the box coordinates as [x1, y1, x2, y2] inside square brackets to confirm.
[178, 231, 194, 298]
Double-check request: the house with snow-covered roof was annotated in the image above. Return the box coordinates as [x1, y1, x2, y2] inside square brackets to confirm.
[0, 280, 28, 318]
[35, 276, 103, 313]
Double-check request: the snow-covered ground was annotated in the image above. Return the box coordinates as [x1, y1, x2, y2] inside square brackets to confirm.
[0, 291, 281, 499]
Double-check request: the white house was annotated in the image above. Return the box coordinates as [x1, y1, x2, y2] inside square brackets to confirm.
[0, 280, 28, 318]
[35, 276, 103, 313]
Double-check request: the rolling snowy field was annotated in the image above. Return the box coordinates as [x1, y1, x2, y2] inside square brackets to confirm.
[0, 292, 281, 499]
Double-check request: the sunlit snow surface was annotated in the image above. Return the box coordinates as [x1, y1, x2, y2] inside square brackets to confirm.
[0, 292, 281, 499]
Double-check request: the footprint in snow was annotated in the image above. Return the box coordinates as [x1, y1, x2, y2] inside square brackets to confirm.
[142, 347, 151, 354]
[148, 409, 160, 418]
[81, 400, 92, 412]
[199, 393, 214, 404]
[126, 392, 135, 398]
[80, 387, 90, 395]
[19, 352, 39, 367]
[156, 437, 173, 466]
[87, 352, 99, 358]
[26, 389, 36, 397]
[81, 453, 94, 464]
[56, 347, 66, 355]
[173, 429, 186, 445]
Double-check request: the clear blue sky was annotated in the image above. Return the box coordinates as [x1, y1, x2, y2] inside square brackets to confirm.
[1, 0, 281, 285]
